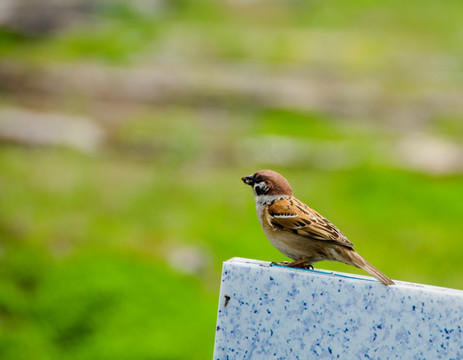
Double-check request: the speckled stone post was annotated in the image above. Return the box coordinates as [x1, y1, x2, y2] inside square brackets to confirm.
[213, 258, 463, 359]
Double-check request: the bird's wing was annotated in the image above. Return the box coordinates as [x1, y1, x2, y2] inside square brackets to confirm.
[265, 197, 354, 248]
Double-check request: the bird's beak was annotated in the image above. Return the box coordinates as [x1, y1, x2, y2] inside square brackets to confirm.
[241, 175, 254, 185]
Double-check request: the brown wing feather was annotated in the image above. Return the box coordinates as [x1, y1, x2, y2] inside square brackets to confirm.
[265, 197, 354, 248]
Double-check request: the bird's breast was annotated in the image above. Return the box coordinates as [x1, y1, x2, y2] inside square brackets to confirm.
[253, 196, 330, 262]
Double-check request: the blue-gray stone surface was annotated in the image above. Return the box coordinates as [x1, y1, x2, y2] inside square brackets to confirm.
[213, 258, 463, 359]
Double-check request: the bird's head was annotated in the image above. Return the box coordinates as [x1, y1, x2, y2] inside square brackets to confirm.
[241, 170, 293, 197]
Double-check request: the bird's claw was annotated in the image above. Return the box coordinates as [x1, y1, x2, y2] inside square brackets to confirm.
[271, 261, 314, 270]
[271, 261, 291, 266]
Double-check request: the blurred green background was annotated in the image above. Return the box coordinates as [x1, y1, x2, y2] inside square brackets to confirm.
[0, 0, 462, 358]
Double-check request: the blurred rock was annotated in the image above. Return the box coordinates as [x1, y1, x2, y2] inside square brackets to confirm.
[0, 0, 167, 36]
[0, 0, 96, 36]
[394, 134, 463, 175]
[0, 107, 105, 153]
[129, 0, 166, 16]
[165, 243, 212, 275]
[236, 135, 362, 170]
[237, 133, 463, 175]
[0, 62, 462, 127]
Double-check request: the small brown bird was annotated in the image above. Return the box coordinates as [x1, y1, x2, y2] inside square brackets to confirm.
[242, 170, 394, 285]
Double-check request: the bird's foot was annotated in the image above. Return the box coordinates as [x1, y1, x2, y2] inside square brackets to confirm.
[301, 264, 314, 270]
[271, 261, 291, 266]
[289, 262, 314, 270]
[271, 260, 314, 270]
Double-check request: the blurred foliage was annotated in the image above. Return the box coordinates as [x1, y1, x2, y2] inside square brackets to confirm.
[0, 0, 462, 359]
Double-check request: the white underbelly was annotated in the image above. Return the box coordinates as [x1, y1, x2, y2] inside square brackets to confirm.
[262, 225, 306, 260]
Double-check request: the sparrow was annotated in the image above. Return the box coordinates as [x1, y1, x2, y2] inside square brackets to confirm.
[241, 170, 394, 286]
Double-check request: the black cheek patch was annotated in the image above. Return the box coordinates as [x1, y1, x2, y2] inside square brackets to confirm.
[254, 182, 269, 195]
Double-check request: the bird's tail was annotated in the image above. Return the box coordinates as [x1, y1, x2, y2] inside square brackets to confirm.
[348, 251, 395, 286]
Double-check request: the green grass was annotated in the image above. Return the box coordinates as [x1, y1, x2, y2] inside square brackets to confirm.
[0, 0, 463, 358]
[0, 149, 219, 359]
[1, 0, 463, 66]
[0, 123, 462, 357]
